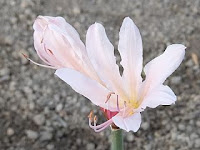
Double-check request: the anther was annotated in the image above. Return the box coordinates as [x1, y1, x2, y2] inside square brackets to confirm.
[94, 115, 98, 123]
[21, 53, 28, 59]
[88, 111, 93, 122]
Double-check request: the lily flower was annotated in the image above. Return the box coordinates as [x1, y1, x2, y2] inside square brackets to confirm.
[33, 16, 186, 132]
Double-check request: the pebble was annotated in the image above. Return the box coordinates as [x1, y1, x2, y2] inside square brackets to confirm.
[196, 120, 200, 127]
[144, 144, 152, 150]
[0, 68, 10, 76]
[141, 122, 149, 130]
[40, 131, 53, 141]
[190, 133, 198, 140]
[47, 144, 54, 150]
[86, 143, 95, 150]
[194, 139, 200, 148]
[56, 103, 63, 112]
[178, 124, 185, 131]
[0, 36, 13, 45]
[170, 76, 181, 84]
[73, 6, 81, 15]
[126, 133, 134, 142]
[7, 128, 14, 136]
[33, 114, 45, 126]
[26, 130, 38, 140]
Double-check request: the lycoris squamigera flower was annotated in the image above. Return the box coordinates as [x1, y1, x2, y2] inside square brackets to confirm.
[32, 16, 186, 132]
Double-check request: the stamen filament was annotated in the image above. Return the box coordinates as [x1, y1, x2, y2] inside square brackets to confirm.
[88, 115, 113, 132]
[105, 92, 115, 103]
[123, 101, 127, 117]
[116, 95, 120, 112]
[22, 53, 57, 69]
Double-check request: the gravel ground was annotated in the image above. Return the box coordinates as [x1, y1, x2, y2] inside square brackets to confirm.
[0, 0, 200, 150]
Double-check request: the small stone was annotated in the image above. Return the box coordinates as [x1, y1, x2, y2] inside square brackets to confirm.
[33, 114, 45, 125]
[47, 144, 54, 150]
[56, 103, 63, 112]
[86, 143, 95, 150]
[0, 36, 13, 45]
[29, 102, 35, 110]
[196, 120, 200, 127]
[169, 146, 175, 150]
[40, 132, 53, 141]
[7, 128, 14, 136]
[141, 122, 149, 130]
[170, 76, 181, 84]
[26, 130, 38, 140]
[185, 60, 193, 67]
[178, 124, 185, 131]
[73, 6, 81, 15]
[126, 133, 134, 142]
[76, 138, 82, 145]
[0, 68, 10, 76]
[190, 133, 198, 140]
[144, 144, 152, 150]
[195, 139, 200, 148]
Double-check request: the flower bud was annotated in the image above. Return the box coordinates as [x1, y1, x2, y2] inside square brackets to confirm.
[33, 16, 89, 72]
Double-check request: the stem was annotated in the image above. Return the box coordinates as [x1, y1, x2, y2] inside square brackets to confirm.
[111, 129, 124, 150]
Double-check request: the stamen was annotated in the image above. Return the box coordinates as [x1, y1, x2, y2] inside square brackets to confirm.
[88, 113, 113, 132]
[94, 115, 98, 123]
[105, 92, 115, 103]
[116, 95, 120, 112]
[22, 53, 57, 69]
[94, 119, 113, 132]
[88, 111, 93, 122]
[123, 101, 127, 117]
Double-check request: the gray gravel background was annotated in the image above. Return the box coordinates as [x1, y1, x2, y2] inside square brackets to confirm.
[0, 0, 200, 150]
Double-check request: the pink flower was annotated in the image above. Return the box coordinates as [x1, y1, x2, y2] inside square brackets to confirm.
[33, 16, 186, 132]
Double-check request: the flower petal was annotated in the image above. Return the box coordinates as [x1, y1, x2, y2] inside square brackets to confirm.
[55, 68, 118, 111]
[118, 17, 143, 99]
[86, 23, 124, 97]
[33, 16, 86, 69]
[33, 16, 99, 81]
[112, 112, 141, 132]
[144, 44, 186, 89]
[140, 84, 176, 109]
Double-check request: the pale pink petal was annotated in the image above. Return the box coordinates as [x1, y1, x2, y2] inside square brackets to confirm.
[112, 112, 141, 132]
[33, 16, 99, 81]
[55, 68, 118, 111]
[33, 31, 62, 67]
[34, 16, 81, 43]
[118, 17, 143, 99]
[33, 16, 85, 69]
[86, 23, 124, 97]
[140, 84, 176, 109]
[144, 44, 186, 90]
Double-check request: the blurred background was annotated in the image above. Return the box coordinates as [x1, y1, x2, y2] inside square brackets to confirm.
[0, 0, 200, 150]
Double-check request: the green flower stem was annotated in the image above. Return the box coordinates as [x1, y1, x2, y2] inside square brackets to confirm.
[111, 129, 124, 150]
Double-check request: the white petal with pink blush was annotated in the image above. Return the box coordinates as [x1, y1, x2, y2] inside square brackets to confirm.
[33, 16, 186, 132]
